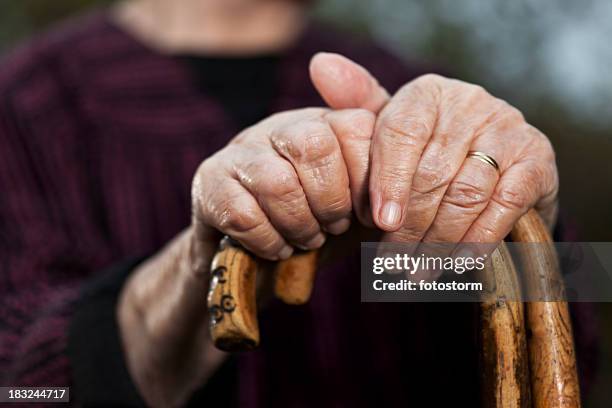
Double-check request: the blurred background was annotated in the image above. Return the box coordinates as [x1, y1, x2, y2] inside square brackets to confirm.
[1, 0, 610, 406]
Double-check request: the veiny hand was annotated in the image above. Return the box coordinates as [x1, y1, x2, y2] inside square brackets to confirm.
[311, 53, 559, 244]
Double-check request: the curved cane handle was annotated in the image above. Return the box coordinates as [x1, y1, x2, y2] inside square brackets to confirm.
[207, 237, 260, 351]
[207, 237, 318, 351]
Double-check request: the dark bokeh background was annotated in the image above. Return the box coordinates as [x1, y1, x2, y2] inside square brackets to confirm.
[1, 0, 610, 406]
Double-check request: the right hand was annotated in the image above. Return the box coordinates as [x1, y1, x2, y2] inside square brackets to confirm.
[118, 106, 376, 407]
[191, 107, 376, 263]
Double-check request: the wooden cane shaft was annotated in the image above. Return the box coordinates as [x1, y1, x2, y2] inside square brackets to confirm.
[511, 209, 581, 408]
[480, 242, 531, 408]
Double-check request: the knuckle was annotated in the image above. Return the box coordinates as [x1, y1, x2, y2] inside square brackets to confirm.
[333, 109, 376, 141]
[379, 170, 412, 198]
[191, 166, 206, 209]
[529, 127, 555, 156]
[525, 164, 553, 200]
[466, 82, 489, 98]
[403, 212, 433, 235]
[273, 122, 336, 164]
[255, 164, 302, 201]
[473, 220, 498, 242]
[494, 184, 530, 211]
[255, 230, 285, 255]
[544, 164, 559, 199]
[278, 196, 312, 221]
[192, 159, 221, 220]
[216, 201, 262, 234]
[327, 193, 352, 214]
[450, 83, 492, 109]
[382, 113, 432, 145]
[270, 175, 304, 204]
[274, 200, 320, 238]
[412, 163, 453, 195]
[416, 73, 445, 85]
[526, 162, 549, 184]
[302, 129, 337, 164]
[502, 103, 526, 122]
[230, 127, 253, 145]
[295, 107, 329, 118]
[317, 191, 352, 221]
[444, 180, 489, 211]
[237, 159, 309, 209]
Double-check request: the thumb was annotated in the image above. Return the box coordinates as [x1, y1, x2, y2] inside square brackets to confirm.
[309, 52, 390, 113]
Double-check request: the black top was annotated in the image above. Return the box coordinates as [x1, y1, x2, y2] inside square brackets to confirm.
[182, 55, 280, 128]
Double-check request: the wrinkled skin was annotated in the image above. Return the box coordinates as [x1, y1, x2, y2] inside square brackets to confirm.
[194, 55, 558, 261]
[118, 53, 558, 407]
[310, 53, 558, 245]
[191, 107, 376, 261]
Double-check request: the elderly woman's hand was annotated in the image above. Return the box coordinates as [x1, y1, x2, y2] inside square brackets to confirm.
[311, 53, 559, 244]
[191, 107, 375, 261]
[118, 106, 375, 406]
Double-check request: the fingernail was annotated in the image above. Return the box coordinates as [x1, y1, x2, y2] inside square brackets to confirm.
[278, 246, 294, 260]
[304, 233, 326, 249]
[325, 218, 351, 235]
[379, 201, 402, 228]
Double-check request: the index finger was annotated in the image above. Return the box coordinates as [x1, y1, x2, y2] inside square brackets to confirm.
[370, 74, 440, 231]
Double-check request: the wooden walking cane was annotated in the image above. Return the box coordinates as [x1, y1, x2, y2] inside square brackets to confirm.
[206, 236, 318, 351]
[208, 210, 581, 407]
[510, 210, 581, 408]
[479, 241, 531, 408]
[480, 209, 580, 408]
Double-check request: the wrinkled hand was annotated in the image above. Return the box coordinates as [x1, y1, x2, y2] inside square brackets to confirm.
[119, 53, 559, 408]
[311, 53, 558, 244]
[192, 107, 375, 261]
[120, 106, 376, 406]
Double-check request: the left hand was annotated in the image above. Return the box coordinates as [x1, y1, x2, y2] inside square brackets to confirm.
[310, 53, 558, 244]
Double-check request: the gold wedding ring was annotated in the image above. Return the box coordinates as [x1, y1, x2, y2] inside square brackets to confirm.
[467, 151, 499, 173]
